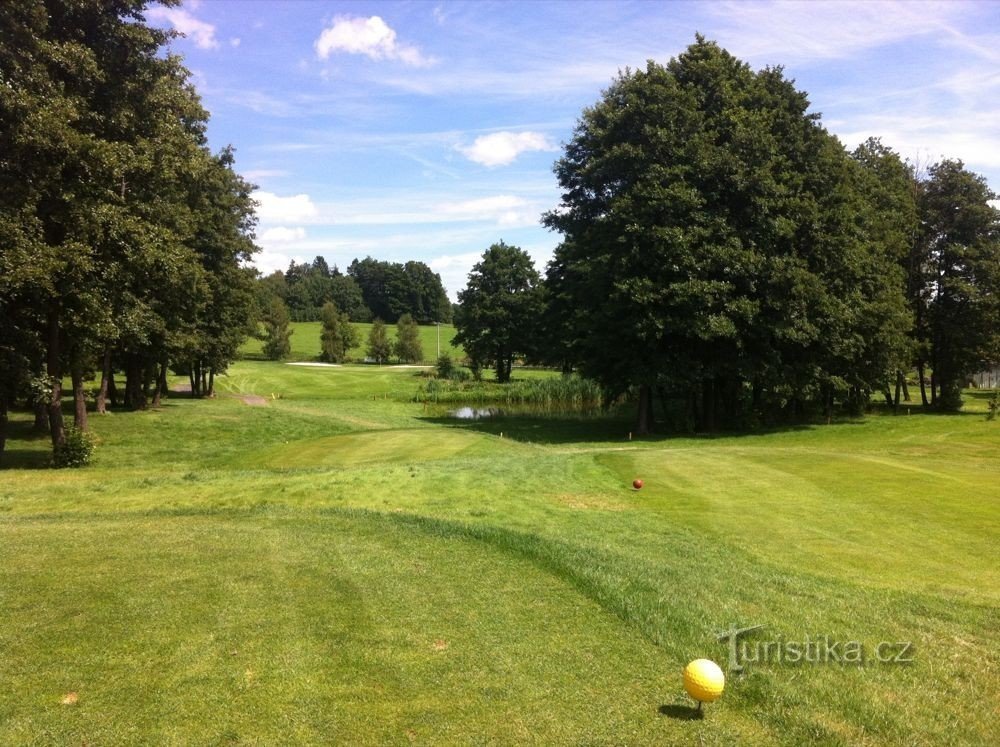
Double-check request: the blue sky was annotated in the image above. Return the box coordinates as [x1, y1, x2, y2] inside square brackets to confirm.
[147, 0, 1000, 298]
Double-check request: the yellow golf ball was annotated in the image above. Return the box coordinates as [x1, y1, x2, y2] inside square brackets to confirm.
[683, 658, 725, 703]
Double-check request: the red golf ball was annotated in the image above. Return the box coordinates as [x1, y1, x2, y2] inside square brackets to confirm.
[633, 478, 643, 490]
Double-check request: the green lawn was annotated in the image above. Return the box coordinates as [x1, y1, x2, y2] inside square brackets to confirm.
[241, 321, 465, 364]
[1, 363, 997, 744]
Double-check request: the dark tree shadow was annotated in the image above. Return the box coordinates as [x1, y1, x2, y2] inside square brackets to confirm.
[658, 703, 704, 720]
[415, 410, 849, 446]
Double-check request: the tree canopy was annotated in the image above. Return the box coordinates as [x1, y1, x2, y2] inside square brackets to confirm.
[543, 38, 913, 432]
[0, 0, 259, 464]
[453, 242, 544, 383]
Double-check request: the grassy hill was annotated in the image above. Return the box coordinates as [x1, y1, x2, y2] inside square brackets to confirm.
[241, 321, 465, 364]
[1, 364, 997, 744]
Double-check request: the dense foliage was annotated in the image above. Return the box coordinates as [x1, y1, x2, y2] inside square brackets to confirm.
[535, 37, 998, 432]
[453, 242, 545, 383]
[0, 0, 259, 464]
[394, 313, 423, 363]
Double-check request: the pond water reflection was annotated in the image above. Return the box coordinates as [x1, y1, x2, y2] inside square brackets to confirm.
[437, 403, 602, 420]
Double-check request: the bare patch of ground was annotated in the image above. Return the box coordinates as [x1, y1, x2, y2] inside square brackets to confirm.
[240, 395, 268, 406]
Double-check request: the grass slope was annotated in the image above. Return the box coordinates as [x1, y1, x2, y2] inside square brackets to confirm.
[1, 362, 997, 745]
[241, 322, 464, 363]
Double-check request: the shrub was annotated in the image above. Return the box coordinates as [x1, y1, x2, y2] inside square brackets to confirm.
[987, 391, 999, 421]
[436, 354, 454, 379]
[53, 426, 95, 468]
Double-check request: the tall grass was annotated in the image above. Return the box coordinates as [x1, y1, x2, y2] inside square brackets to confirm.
[414, 374, 602, 406]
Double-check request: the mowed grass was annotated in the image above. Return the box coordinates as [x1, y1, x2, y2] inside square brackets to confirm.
[1, 361, 998, 745]
[241, 321, 465, 363]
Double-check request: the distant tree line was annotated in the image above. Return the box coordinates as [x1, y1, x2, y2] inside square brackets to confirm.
[0, 1, 259, 465]
[257, 256, 452, 325]
[454, 38, 1000, 432]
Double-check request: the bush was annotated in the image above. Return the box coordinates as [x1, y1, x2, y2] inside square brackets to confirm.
[436, 354, 454, 379]
[53, 426, 95, 468]
[987, 391, 999, 421]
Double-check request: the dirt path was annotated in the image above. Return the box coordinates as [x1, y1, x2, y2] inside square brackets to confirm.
[240, 394, 268, 406]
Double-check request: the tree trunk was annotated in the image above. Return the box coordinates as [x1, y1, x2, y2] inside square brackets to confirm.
[701, 378, 716, 431]
[33, 398, 49, 434]
[893, 372, 902, 411]
[71, 356, 88, 431]
[901, 373, 910, 402]
[930, 370, 937, 408]
[918, 362, 929, 406]
[96, 348, 111, 414]
[108, 368, 118, 407]
[635, 383, 654, 436]
[207, 368, 214, 398]
[143, 365, 154, 404]
[125, 356, 146, 410]
[46, 308, 65, 450]
[0, 392, 7, 465]
[159, 360, 170, 396]
[151, 361, 165, 408]
[189, 370, 197, 398]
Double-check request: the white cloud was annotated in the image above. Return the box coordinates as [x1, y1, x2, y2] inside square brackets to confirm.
[230, 37, 241, 48]
[314, 16, 433, 67]
[260, 227, 307, 243]
[253, 249, 307, 276]
[253, 191, 318, 223]
[837, 111, 1000, 172]
[438, 195, 540, 226]
[242, 169, 291, 183]
[146, 6, 219, 50]
[429, 251, 484, 299]
[457, 131, 557, 167]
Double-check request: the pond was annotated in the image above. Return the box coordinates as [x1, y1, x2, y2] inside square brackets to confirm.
[436, 403, 603, 420]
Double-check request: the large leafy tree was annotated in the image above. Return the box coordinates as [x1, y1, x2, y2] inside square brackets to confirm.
[453, 241, 544, 383]
[0, 0, 259, 462]
[916, 161, 1000, 410]
[543, 38, 910, 432]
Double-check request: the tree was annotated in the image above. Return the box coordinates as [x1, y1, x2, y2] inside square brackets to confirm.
[347, 257, 450, 323]
[319, 301, 357, 363]
[329, 275, 370, 322]
[543, 38, 911, 432]
[394, 313, 423, 363]
[366, 319, 393, 364]
[262, 298, 293, 360]
[850, 138, 921, 408]
[453, 242, 544, 383]
[917, 160, 1000, 410]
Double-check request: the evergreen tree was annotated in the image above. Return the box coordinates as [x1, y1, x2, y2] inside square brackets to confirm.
[366, 319, 393, 364]
[262, 298, 293, 360]
[319, 301, 357, 363]
[394, 314, 423, 363]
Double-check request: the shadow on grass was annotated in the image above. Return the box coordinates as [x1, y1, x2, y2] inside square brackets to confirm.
[0, 448, 51, 470]
[658, 703, 704, 720]
[414, 410, 862, 446]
